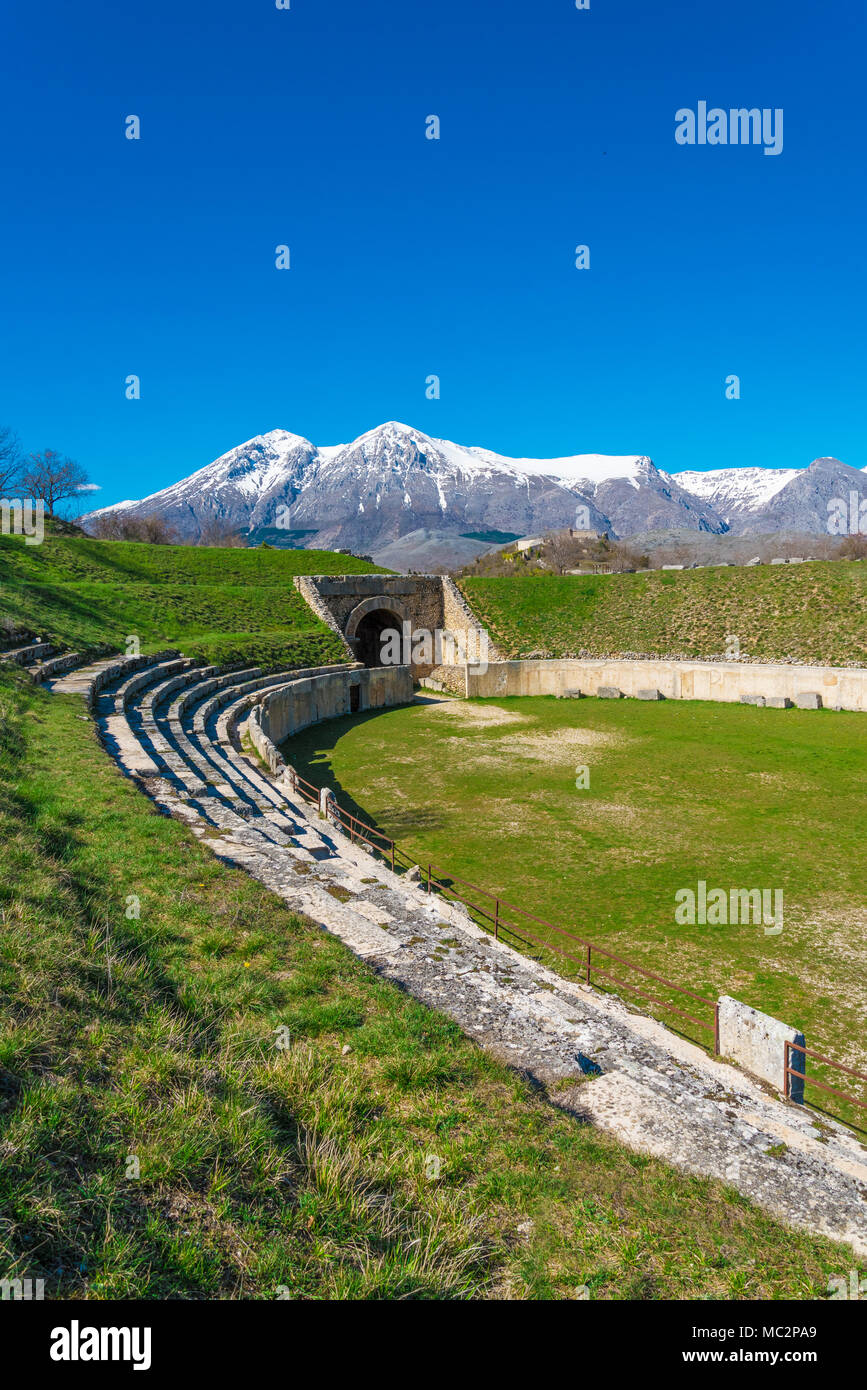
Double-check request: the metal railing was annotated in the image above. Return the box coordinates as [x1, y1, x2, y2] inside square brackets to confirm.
[288, 768, 719, 1046]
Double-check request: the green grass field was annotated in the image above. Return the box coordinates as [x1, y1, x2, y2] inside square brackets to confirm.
[0, 531, 387, 667]
[0, 666, 858, 1298]
[461, 563, 867, 666]
[285, 695, 867, 1119]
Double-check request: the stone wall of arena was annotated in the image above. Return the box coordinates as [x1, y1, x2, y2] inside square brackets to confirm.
[464, 657, 867, 711]
[248, 663, 414, 771]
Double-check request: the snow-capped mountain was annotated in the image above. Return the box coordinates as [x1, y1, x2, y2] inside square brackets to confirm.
[671, 467, 800, 523]
[82, 422, 864, 560]
[670, 457, 867, 534]
[83, 422, 727, 551]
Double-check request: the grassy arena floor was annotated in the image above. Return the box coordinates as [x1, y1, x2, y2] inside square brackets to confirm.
[286, 695, 867, 1118]
[2, 670, 857, 1299]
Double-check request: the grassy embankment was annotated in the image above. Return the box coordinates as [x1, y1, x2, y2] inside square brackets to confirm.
[0, 531, 387, 668]
[460, 563, 867, 666]
[0, 667, 855, 1298]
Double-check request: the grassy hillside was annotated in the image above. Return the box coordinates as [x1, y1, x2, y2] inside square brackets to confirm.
[0, 665, 854, 1298]
[461, 562, 867, 666]
[0, 532, 387, 667]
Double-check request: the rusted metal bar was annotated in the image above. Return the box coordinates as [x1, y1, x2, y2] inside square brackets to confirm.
[786, 1040, 867, 1087]
[590, 967, 714, 1032]
[784, 1069, 867, 1112]
[290, 779, 867, 1119]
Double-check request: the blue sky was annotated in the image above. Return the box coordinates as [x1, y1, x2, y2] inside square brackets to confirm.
[1, 0, 864, 508]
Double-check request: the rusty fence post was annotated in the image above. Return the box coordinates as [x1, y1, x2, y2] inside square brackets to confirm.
[494, 900, 499, 940]
[586, 944, 591, 985]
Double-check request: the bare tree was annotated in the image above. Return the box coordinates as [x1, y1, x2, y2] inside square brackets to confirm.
[87, 512, 178, 545]
[0, 425, 21, 496]
[837, 533, 867, 560]
[197, 517, 245, 548]
[19, 450, 90, 517]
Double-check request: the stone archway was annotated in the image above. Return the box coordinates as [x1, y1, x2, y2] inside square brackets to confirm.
[345, 596, 410, 668]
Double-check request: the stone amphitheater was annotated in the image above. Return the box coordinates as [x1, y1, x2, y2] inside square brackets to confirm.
[6, 581, 867, 1256]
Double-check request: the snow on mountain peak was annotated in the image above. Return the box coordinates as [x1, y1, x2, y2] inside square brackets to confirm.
[672, 466, 800, 516]
[84, 419, 857, 559]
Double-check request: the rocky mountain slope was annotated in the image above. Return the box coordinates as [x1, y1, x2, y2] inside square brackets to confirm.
[84, 424, 866, 564]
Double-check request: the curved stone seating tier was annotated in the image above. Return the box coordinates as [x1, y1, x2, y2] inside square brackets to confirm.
[240, 664, 414, 783]
[91, 656, 339, 860]
[42, 650, 179, 702]
[88, 650, 182, 708]
[171, 665, 263, 721]
[108, 658, 195, 716]
[193, 662, 355, 737]
[190, 674, 340, 858]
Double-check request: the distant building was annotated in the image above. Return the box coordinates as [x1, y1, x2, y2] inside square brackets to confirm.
[515, 536, 544, 553]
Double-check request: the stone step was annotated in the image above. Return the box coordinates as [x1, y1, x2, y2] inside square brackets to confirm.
[28, 651, 86, 684]
[47, 649, 181, 701]
[1, 640, 56, 666]
[104, 658, 196, 717]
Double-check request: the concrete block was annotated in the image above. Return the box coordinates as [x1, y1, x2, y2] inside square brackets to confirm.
[597, 686, 623, 699]
[739, 694, 766, 706]
[717, 996, 805, 1101]
[795, 692, 822, 709]
[770, 558, 787, 565]
[636, 688, 663, 700]
[766, 696, 793, 708]
[561, 687, 584, 699]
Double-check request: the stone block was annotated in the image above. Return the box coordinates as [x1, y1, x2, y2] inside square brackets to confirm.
[597, 686, 622, 699]
[636, 688, 663, 700]
[795, 692, 822, 709]
[717, 996, 805, 1101]
[559, 687, 584, 699]
[766, 696, 793, 708]
[739, 694, 766, 706]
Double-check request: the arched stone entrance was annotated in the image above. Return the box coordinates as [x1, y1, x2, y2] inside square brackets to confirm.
[345, 596, 409, 668]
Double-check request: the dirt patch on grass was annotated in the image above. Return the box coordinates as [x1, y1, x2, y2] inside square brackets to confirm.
[505, 728, 626, 757]
[421, 703, 529, 727]
[432, 726, 626, 774]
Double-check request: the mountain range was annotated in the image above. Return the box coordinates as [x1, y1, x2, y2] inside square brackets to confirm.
[84, 422, 867, 567]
